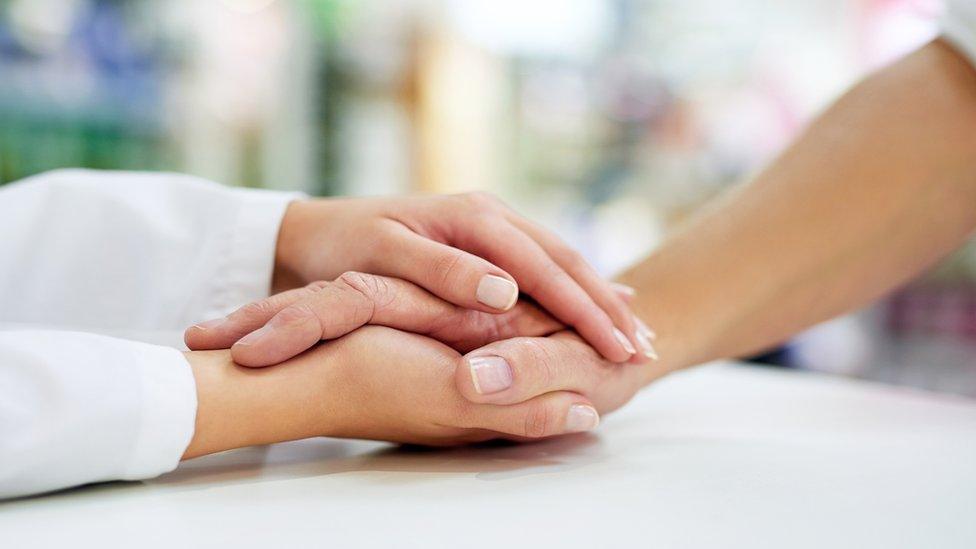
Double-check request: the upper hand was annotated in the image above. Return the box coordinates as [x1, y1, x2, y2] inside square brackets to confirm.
[271, 193, 647, 362]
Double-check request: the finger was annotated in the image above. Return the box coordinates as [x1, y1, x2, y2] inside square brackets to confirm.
[635, 315, 657, 342]
[507, 215, 655, 360]
[462, 391, 600, 439]
[184, 283, 326, 350]
[452, 219, 635, 362]
[377, 225, 521, 313]
[611, 282, 637, 302]
[343, 272, 562, 352]
[611, 284, 657, 343]
[231, 273, 563, 367]
[428, 299, 565, 353]
[455, 334, 613, 405]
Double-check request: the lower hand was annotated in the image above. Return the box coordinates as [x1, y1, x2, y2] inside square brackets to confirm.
[183, 326, 603, 457]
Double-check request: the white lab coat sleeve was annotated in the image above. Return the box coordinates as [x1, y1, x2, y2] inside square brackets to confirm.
[0, 330, 196, 499]
[0, 169, 303, 499]
[943, 0, 976, 67]
[0, 168, 303, 331]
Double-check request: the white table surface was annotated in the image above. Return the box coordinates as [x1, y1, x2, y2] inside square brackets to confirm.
[2, 362, 975, 548]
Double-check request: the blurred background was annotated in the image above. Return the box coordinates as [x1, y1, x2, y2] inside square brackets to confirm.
[1, 0, 974, 395]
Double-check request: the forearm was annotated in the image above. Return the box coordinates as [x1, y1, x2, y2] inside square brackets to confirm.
[181, 349, 333, 459]
[619, 39, 976, 375]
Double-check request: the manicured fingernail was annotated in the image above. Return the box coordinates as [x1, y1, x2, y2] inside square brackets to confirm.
[235, 325, 273, 347]
[192, 317, 227, 331]
[612, 327, 636, 355]
[636, 330, 659, 360]
[468, 355, 514, 394]
[636, 317, 657, 341]
[610, 282, 636, 297]
[476, 275, 519, 311]
[564, 404, 600, 432]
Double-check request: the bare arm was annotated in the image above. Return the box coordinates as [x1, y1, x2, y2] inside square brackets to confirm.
[618, 39, 976, 374]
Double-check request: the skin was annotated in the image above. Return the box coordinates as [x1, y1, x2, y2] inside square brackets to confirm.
[183, 327, 603, 458]
[617, 39, 976, 373]
[186, 273, 565, 361]
[186, 39, 976, 456]
[463, 39, 976, 411]
[182, 278, 647, 457]
[464, 39, 976, 409]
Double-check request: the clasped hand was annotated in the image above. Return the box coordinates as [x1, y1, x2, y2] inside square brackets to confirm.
[184, 193, 664, 448]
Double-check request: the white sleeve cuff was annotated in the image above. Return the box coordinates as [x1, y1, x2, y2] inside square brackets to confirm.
[120, 345, 198, 480]
[202, 188, 305, 318]
[0, 331, 199, 499]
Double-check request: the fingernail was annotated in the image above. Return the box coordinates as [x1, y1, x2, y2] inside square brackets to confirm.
[636, 330, 659, 360]
[192, 317, 227, 331]
[610, 282, 636, 297]
[612, 327, 636, 355]
[468, 355, 514, 394]
[564, 404, 600, 432]
[636, 317, 657, 341]
[235, 325, 273, 347]
[476, 275, 519, 311]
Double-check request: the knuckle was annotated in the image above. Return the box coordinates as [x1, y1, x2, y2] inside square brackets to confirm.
[339, 270, 381, 295]
[337, 271, 385, 321]
[305, 280, 331, 291]
[543, 259, 571, 282]
[237, 299, 278, 320]
[554, 246, 588, 272]
[461, 191, 493, 205]
[522, 402, 554, 438]
[520, 259, 566, 295]
[427, 250, 467, 290]
[459, 191, 503, 211]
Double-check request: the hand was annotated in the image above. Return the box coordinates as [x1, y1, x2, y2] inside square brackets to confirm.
[452, 328, 670, 417]
[183, 326, 603, 458]
[185, 272, 566, 367]
[270, 193, 647, 362]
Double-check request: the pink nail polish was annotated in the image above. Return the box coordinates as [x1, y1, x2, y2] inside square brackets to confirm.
[636, 317, 657, 341]
[610, 282, 637, 297]
[636, 330, 659, 360]
[564, 404, 600, 432]
[192, 318, 227, 331]
[612, 327, 636, 355]
[468, 355, 514, 394]
[476, 275, 519, 310]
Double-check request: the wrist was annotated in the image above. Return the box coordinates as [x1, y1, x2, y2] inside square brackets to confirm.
[615, 256, 719, 385]
[273, 199, 336, 293]
[182, 350, 251, 459]
[273, 200, 311, 293]
[181, 348, 339, 459]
